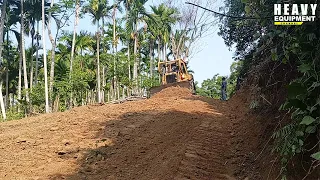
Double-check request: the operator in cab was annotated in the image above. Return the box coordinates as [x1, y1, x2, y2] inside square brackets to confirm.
[161, 64, 166, 75]
[171, 63, 178, 73]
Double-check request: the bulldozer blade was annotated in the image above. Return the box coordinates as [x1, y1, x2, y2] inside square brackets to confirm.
[148, 81, 195, 97]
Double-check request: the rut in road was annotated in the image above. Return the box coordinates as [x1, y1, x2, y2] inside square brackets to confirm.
[174, 118, 235, 180]
[0, 87, 242, 180]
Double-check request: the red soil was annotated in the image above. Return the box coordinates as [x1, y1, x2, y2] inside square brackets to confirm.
[0, 87, 279, 180]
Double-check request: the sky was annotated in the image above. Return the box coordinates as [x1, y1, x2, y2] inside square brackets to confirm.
[18, 0, 235, 85]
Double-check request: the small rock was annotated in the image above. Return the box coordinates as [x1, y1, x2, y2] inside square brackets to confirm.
[127, 125, 136, 128]
[16, 138, 27, 143]
[62, 139, 71, 146]
[185, 153, 198, 158]
[57, 151, 66, 155]
[50, 127, 59, 131]
[97, 154, 103, 161]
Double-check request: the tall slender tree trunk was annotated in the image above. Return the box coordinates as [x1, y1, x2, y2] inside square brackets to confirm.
[149, 39, 154, 78]
[69, 0, 80, 108]
[125, 3, 131, 96]
[101, 17, 105, 103]
[30, 35, 34, 91]
[117, 84, 120, 100]
[9, 93, 12, 108]
[96, 22, 101, 103]
[125, 4, 131, 83]
[5, 67, 9, 109]
[112, 5, 117, 100]
[162, 44, 166, 62]
[157, 39, 161, 84]
[21, 0, 29, 104]
[42, 0, 50, 113]
[116, 42, 120, 100]
[127, 44, 131, 79]
[110, 84, 113, 100]
[133, 22, 138, 94]
[157, 38, 161, 63]
[0, 81, 6, 120]
[18, 53, 22, 112]
[48, 0, 56, 110]
[122, 87, 125, 99]
[164, 44, 167, 61]
[102, 66, 105, 102]
[107, 90, 110, 102]
[5, 29, 9, 109]
[0, 0, 8, 120]
[35, 21, 40, 85]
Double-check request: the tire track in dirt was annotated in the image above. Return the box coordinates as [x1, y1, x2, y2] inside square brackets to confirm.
[174, 117, 236, 180]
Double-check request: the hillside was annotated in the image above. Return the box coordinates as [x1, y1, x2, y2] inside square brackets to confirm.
[1, 0, 320, 179]
[0, 87, 279, 180]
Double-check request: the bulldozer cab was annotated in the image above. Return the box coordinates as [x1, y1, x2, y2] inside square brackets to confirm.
[158, 59, 191, 85]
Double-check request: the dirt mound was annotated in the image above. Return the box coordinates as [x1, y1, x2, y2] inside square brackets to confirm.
[0, 86, 282, 180]
[151, 86, 192, 99]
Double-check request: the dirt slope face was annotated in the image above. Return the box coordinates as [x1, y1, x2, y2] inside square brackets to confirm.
[0, 87, 248, 180]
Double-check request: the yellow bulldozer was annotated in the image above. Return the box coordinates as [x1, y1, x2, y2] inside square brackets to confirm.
[149, 58, 196, 97]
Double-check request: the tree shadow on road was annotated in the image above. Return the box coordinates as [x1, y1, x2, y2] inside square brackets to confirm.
[48, 106, 229, 180]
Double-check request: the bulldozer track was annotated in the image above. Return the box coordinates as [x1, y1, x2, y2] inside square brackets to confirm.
[174, 120, 235, 180]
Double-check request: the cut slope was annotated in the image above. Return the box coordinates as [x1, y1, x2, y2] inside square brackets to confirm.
[0, 87, 276, 180]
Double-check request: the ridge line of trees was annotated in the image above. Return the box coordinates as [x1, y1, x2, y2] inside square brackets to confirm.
[0, 0, 214, 120]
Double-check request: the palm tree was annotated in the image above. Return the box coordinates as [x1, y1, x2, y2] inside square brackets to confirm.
[83, 0, 111, 103]
[4, 4, 20, 109]
[20, 0, 30, 106]
[24, 0, 52, 86]
[111, 0, 123, 100]
[0, 0, 9, 120]
[144, 16, 158, 78]
[47, 0, 57, 110]
[4, 0, 29, 112]
[69, 0, 80, 108]
[142, 4, 178, 81]
[42, 0, 49, 113]
[59, 30, 95, 107]
[122, 0, 133, 85]
[59, 30, 95, 56]
[127, 0, 149, 94]
[150, 4, 179, 62]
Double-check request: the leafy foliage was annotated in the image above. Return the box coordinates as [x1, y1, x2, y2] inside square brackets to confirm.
[218, 0, 320, 177]
[196, 61, 241, 99]
[1, 0, 203, 120]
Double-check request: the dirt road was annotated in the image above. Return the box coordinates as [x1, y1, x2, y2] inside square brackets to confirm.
[0, 87, 254, 180]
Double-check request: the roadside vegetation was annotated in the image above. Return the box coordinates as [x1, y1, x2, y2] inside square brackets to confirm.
[0, 0, 213, 119]
[218, 0, 320, 178]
